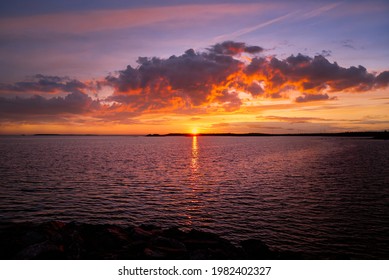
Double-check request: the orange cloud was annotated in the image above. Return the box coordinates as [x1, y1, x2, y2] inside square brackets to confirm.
[106, 41, 389, 115]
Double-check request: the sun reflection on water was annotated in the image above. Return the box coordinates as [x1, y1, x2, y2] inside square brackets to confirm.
[191, 136, 199, 174]
[186, 135, 200, 226]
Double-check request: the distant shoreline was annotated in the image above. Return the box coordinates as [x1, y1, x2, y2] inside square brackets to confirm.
[147, 131, 388, 138]
[0, 131, 387, 139]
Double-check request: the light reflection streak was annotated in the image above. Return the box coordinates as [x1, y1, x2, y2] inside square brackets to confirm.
[185, 135, 200, 227]
[191, 136, 199, 174]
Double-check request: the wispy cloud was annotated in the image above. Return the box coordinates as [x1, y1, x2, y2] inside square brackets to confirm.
[301, 2, 342, 19]
[213, 12, 296, 42]
[259, 115, 331, 123]
[0, 4, 269, 35]
[213, 2, 342, 42]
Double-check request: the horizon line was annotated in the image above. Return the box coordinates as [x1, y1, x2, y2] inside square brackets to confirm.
[0, 130, 388, 137]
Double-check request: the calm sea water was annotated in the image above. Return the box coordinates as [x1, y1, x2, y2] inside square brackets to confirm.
[0, 136, 388, 259]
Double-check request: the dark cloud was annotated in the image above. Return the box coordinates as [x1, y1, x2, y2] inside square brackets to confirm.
[374, 71, 389, 88]
[208, 41, 263, 55]
[0, 92, 100, 119]
[316, 50, 332, 57]
[213, 90, 242, 112]
[246, 82, 264, 95]
[245, 52, 389, 98]
[295, 93, 334, 103]
[0, 74, 88, 94]
[106, 41, 263, 112]
[265, 54, 377, 93]
[341, 39, 356, 49]
[104, 42, 389, 113]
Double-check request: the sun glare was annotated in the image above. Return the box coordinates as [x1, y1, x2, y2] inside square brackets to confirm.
[191, 128, 199, 135]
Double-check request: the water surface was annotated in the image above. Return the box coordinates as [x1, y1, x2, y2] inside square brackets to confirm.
[0, 136, 388, 259]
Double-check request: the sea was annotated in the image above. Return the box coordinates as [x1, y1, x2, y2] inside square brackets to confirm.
[0, 135, 388, 259]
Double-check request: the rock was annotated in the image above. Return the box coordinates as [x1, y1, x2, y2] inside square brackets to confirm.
[106, 225, 131, 243]
[0, 221, 305, 260]
[124, 240, 148, 259]
[150, 236, 187, 258]
[241, 239, 274, 259]
[19, 228, 47, 247]
[275, 250, 305, 260]
[161, 227, 187, 240]
[40, 221, 66, 243]
[0, 223, 47, 258]
[76, 224, 131, 259]
[131, 226, 153, 240]
[183, 229, 226, 250]
[61, 224, 85, 259]
[144, 248, 166, 259]
[189, 249, 208, 259]
[16, 240, 64, 259]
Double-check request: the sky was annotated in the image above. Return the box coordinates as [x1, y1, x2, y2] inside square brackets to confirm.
[0, 0, 388, 135]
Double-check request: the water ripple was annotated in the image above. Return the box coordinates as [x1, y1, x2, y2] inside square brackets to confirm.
[0, 136, 388, 258]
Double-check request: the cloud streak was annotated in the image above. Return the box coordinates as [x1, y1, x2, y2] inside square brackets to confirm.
[214, 12, 295, 41]
[0, 4, 270, 35]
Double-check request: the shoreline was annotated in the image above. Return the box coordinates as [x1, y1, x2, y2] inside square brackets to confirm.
[147, 131, 389, 138]
[0, 131, 387, 139]
[0, 221, 308, 260]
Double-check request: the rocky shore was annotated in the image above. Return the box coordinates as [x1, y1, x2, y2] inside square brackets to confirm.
[0, 221, 304, 260]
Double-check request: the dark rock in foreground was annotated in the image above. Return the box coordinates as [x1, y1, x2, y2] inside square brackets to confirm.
[0, 221, 304, 260]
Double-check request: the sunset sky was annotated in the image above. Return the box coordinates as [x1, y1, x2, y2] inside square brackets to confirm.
[0, 0, 388, 134]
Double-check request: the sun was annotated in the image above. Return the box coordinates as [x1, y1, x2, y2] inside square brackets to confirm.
[191, 128, 199, 135]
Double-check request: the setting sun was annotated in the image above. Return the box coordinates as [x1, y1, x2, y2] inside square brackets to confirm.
[191, 128, 199, 135]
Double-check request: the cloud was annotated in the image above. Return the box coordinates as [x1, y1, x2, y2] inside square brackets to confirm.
[374, 71, 389, 88]
[106, 41, 263, 113]
[0, 92, 100, 120]
[301, 2, 341, 19]
[316, 50, 332, 57]
[295, 93, 335, 103]
[105, 42, 389, 114]
[245, 53, 385, 95]
[0, 4, 269, 35]
[208, 120, 341, 134]
[214, 12, 295, 41]
[261, 115, 330, 123]
[0, 74, 105, 123]
[0, 74, 88, 95]
[341, 39, 357, 50]
[210, 122, 231, 128]
[2, 41, 389, 124]
[209, 41, 263, 55]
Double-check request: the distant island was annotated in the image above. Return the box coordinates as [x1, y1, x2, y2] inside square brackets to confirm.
[147, 131, 389, 139]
